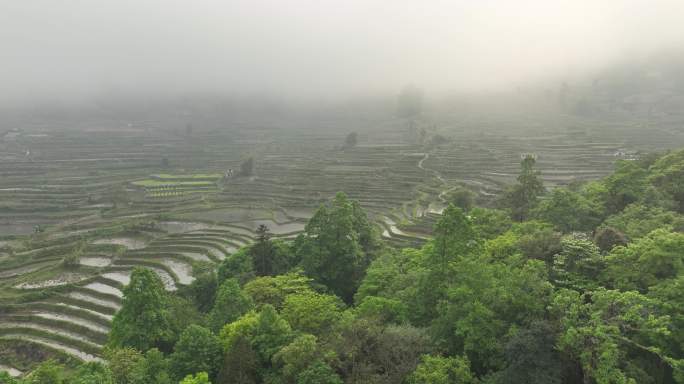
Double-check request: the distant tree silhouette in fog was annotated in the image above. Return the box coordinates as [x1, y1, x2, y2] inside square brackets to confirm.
[240, 157, 255, 177]
[343, 132, 357, 149]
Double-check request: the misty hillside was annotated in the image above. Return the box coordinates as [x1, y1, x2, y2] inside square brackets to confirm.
[2, 1, 684, 383]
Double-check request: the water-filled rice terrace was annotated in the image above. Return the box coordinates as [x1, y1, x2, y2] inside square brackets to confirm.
[2, 110, 684, 371]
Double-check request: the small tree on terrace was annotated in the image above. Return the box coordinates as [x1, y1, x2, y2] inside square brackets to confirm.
[240, 157, 255, 177]
[252, 224, 274, 276]
[62, 239, 86, 268]
[111, 183, 130, 209]
[343, 132, 358, 149]
[503, 155, 545, 222]
[445, 187, 476, 213]
[109, 268, 173, 352]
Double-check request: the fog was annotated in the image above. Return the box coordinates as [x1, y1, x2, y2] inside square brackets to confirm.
[2, 0, 684, 104]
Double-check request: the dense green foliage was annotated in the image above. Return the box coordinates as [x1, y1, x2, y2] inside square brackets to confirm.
[208, 279, 253, 332]
[12, 149, 684, 384]
[295, 192, 376, 302]
[109, 268, 174, 352]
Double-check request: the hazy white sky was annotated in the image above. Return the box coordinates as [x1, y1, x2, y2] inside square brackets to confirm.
[1, 0, 683, 102]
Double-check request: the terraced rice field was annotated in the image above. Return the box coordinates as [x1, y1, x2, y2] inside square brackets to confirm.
[132, 173, 223, 198]
[2, 106, 684, 371]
